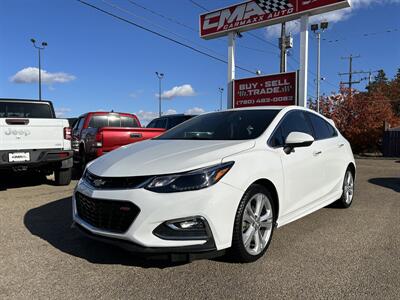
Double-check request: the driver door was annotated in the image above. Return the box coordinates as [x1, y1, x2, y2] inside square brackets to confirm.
[269, 110, 325, 218]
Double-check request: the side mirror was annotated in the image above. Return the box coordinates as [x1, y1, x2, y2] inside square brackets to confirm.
[284, 132, 314, 154]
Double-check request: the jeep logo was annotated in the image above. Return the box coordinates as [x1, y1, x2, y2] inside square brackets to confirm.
[4, 128, 31, 136]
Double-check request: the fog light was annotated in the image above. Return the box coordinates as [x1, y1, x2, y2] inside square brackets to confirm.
[153, 217, 210, 240]
[168, 218, 205, 230]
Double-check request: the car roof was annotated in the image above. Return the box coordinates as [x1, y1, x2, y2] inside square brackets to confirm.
[0, 98, 53, 105]
[152, 114, 196, 119]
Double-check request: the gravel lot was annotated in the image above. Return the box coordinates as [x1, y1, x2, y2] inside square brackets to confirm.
[0, 159, 399, 299]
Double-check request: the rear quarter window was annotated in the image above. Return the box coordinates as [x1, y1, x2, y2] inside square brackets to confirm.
[121, 116, 139, 127]
[307, 112, 338, 140]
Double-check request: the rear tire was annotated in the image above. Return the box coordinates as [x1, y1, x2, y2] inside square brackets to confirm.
[54, 168, 72, 186]
[230, 184, 275, 263]
[334, 168, 355, 208]
[78, 151, 87, 175]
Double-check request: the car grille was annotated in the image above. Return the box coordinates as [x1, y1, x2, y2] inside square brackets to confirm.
[83, 171, 153, 190]
[75, 192, 140, 233]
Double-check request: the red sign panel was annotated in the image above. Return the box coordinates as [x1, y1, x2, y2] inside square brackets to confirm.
[200, 0, 350, 39]
[234, 72, 297, 108]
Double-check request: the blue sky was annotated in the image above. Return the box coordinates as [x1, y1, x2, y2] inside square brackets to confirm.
[1, 0, 399, 124]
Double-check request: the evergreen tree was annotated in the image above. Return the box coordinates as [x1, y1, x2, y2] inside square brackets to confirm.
[368, 69, 388, 92]
[395, 68, 400, 81]
[374, 69, 388, 84]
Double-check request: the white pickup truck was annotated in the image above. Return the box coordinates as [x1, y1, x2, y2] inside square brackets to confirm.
[0, 99, 73, 185]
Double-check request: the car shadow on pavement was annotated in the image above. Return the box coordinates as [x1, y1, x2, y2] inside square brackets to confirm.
[368, 177, 400, 193]
[0, 172, 49, 191]
[23, 196, 188, 269]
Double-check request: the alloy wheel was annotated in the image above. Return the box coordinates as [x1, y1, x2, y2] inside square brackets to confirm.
[241, 193, 273, 256]
[344, 171, 354, 204]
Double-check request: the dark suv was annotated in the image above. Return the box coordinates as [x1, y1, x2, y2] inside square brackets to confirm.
[146, 114, 195, 130]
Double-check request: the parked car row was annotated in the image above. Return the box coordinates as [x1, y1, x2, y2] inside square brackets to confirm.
[0, 98, 195, 185]
[1, 98, 356, 263]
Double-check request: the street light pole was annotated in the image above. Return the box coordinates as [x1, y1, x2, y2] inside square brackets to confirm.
[316, 31, 321, 113]
[311, 22, 328, 113]
[155, 72, 164, 117]
[218, 87, 224, 111]
[30, 38, 47, 101]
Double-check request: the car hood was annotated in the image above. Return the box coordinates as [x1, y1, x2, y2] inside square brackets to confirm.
[88, 139, 255, 177]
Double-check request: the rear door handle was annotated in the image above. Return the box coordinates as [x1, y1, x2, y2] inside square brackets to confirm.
[338, 143, 345, 148]
[313, 150, 322, 156]
[130, 133, 142, 138]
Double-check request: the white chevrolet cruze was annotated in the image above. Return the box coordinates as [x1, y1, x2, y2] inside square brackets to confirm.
[72, 106, 355, 262]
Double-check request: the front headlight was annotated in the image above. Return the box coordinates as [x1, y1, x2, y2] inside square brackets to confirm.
[145, 161, 234, 193]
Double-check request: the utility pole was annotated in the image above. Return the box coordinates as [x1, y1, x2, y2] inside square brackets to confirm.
[339, 55, 361, 90]
[279, 23, 293, 73]
[280, 23, 287, 73]
[155, 72, 164, 117]
[30, 38, 47, 101]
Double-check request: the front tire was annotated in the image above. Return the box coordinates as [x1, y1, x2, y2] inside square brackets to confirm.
[335, 168, 355, 208]
[54, 168, 72, 186]
[230, 184, 275, 263]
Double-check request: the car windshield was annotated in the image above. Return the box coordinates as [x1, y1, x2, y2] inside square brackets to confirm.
[156, 110, 280, 140]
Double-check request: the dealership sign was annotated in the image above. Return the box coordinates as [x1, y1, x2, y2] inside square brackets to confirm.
[200, 0, 350, 39]
[234, 72, 297, 108]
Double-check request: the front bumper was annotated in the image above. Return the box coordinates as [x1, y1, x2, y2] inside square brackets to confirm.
[72, 179, 243, 252]
[0, 149, 73, 170]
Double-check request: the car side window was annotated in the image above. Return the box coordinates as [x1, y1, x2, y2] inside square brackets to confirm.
[76, 118, 85, 131]
[270, 126, 284, 147]
[147, 120, 156, 128]
[121, 116, 139, 128]
[88, 116, 108, 128]
[326, 121, 338, 138]
[307, 112, 337, 140]
[270, 110, 314, 148]
[154, 118, 167, 129]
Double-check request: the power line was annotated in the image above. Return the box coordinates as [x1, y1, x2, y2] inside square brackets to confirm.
[102, 0, 225, 58]
[77, 0, 256, 74]
[322, 27, 400, 44]
[125, 0, 278, 57]
[188, 0, 209, 12]
[126, 0, 198, 33]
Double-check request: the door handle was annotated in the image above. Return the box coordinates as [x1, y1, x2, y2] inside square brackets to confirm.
[130, 133, 142, 138]
[313, 150, 322, 156]
[338, 143, 345, 148]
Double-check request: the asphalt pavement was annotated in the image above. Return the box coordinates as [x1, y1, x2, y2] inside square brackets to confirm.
[0, 159, 399, 299]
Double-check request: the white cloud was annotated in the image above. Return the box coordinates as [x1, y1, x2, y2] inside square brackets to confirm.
[11, 67, 76, 84]
[129, 90, 143, 99]
[265, 0, 400, 38]
[158, 84, 196, 100]
[55, 107, 71, 118]
[186, 107, 205, 115]
[163, 109, 178, 115]
[135, 110, 158, 125]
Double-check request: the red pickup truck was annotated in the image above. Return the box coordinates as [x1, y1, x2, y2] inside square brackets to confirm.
[72, 112, 164, 169]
